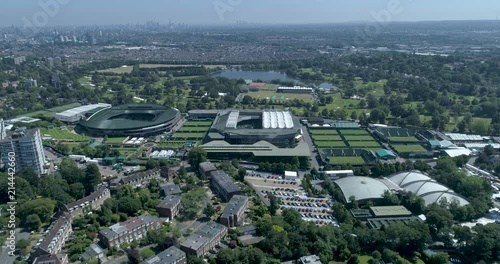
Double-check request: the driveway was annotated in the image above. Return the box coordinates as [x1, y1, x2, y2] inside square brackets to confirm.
[300, 124, 320, 171]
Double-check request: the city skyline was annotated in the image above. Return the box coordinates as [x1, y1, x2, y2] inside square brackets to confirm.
[1, 0, 500, 27]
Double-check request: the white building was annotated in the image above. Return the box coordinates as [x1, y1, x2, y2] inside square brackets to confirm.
[284, 171, 298, 181]
[0, 128, 46, 175]
[55, 103, 112, 123]
[324, 170, 354, 180]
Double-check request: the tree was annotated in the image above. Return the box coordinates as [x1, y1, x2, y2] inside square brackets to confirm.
[140, 248, 155, 260]
[16, 239, 30, 250]
[19, 198, 56, 224]
[84, 164, 101, 194]
[25, 214, 42, 230]
[269, 194, 279, 216]
[237, 167, 246, 182]
[188, 147, 207, 169]
[427, 252, 449, 264]
[117, 197, 142, 215]
[126, 247, 142, 264]
[145, 159, 160, 170]
[69, 183, 86, 200]
[204, 204, 216, 218]
[426, 203, 454, 232]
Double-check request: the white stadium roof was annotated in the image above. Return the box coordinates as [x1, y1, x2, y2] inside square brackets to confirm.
[262, 110, 294, 129]
[444, 147, 472, 157]
[334, 176, 390, 203]
[445, 133, 483, 141]
[387, 171, 469, 206]
[56, 103, 111, 117]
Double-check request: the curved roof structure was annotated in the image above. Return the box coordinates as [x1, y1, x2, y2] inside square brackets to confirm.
[387, 171, 469, 206]
[334, 176, 390, 203]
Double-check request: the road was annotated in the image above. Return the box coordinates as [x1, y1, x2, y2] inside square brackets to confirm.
[0, 228, 30, 264]
[300, 124, 320, 171]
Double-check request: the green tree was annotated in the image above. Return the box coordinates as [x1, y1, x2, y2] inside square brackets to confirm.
[16, 239, 30, 250]
[84, 164, 102, 194]
[269, 194, 279, 216]
[145, 159, 160, 170]
[188, 147, 207, 169]
[117, 197, 142, 215]
[204, 204, 216, 218]
[237, 167, 247, 182]
[140, 248, 155, 260]
[427, 252, 449, 264]
[19, 198, 55, 224]
[25, 214, 42, 230]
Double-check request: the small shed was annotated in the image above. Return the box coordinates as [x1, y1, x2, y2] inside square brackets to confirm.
[284, 171, 298, 181]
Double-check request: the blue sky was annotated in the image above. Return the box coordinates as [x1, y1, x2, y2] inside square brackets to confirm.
[1, 0, 500, 26]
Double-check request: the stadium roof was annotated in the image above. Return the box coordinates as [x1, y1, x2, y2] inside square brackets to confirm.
[334, 122, 360, 128]
[56, 103, 111, 118]
[277, 86, 313, 91]
[376, 149, 397, 158]
[334, 176, 391, 203]
[444, 147, 472, 157]
[387, 171, 469, 206]
[464, 143, 500, 149]
[200, 140, 311, 157]
[445, 133, 483, 141]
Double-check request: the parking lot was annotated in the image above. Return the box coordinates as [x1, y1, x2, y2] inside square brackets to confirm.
[246, 175, 337, 226]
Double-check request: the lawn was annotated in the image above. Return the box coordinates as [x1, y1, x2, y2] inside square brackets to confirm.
[40, 128, 91, 142]
[328, 156, 365, 165]
[247, 88, 314, 103]
[309, 129, 339, 135]
[105, 137, 128, 143]
[311, 135, 343, 141]
[388, 136, 420, 143]
[315, 141, 347, 148]
[172, 133, 206, 140]
[158, 141, 186, 148]
[25, 102, 81, 118]
[348, 141, 381, 148]
[97, 66, 133, 74]
[343, 135, 376, 141]
[338, 129, 369, 135]
[183, 121, 213, 127]
[392, 144, 428, 153]
[358, 255, 373, 264]
[179, 127, 210, 132]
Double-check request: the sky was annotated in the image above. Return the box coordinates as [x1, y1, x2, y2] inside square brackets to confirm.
[1, 0, 500, 27]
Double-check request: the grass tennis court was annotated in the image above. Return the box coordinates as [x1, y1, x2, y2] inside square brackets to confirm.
[309, 129, 338, 135]
[392, 145, 428, 153]
[179, 127, 209, 132]
[172, 133, 205, 139]
[328, 156, 365, 165]
[311, 135, 343, 141]
[40, 128, 91, 142]
[343, 135, 376, 141]
[388, 137, 420, 142]
[183, 121, 213, 127]
[338, 129, 369, 135]
[105, 137, 128, 143]
[315, 141, 347, 148]
[348, 141, 381, 147]
[158, 141, 186, 148]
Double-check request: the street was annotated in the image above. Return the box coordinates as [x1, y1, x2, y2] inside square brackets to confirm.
[300, 124, 321, 171]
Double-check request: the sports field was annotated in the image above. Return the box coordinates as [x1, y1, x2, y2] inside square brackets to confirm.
[40, 128, 91, 142]
[328, 156, 365, 165]
[106, 137, 128, 143]
[343, 135, 376, 141]
[309, 129, 338, 135]
[338, 129, 369, 135]
[172, 132, 206, 140]
[158, 141, 185, 148]
[179, 127, 209, 132]
[183, 121, 213, 127]
[388, 137, 420, 142]
[348, 141, 381, 148]
[311, 135, 343, 141]
[315, 141, 347, 148]
[392, 145, 428, 153]
[97, 66, 133, 74]
[247, 85, 314, 103]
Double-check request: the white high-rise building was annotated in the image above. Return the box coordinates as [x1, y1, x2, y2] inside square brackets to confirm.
[0, 128, 46, 175]
[0, 119, 6, 140]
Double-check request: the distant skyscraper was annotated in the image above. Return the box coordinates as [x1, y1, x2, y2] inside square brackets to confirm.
[0, 119, 6, 140]
[0, 128, 46, 175]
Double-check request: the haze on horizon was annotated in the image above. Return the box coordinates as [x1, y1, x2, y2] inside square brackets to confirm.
[1, 0, 500, 27]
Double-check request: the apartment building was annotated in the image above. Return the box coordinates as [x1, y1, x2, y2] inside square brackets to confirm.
[159, 182, 182, 197]
[156, 195, 182, 220]
[220, 195, 249, 227]
[180, 222, 227, 257]
[209, 170, 241, 202]
[32, 254, 69, 264]
[31, 213, 73, 259]
[98, 214, 162, 248]
[142, 246, 186, 264]
[199, 161, 217, 177]
[0, 128, 46, 175]
[116, 169, 160, 188]
[63, 186, 110, 218]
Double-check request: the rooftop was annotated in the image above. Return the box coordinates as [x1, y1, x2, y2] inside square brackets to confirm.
[0, 128, 39, 143]
[65, 186, 108, 211]
[157, 195, 181, 209]
[210, 170, 241, 194]
[200, 140, 311, 157]
[55, 103, 111, 118]
[376, 149, 397, 158]
[369, 206, 412, 217]
[36, 212, 72, 253]
[142, 246, 185, 264]
[100, 214, 160, 240]
[160, 183, 182, 196]
[199, 161, 218, 173]
[334, 176, 391, 203]
[221, 195, 249, 218]
[120, 169, 159, 185]
[298, 255, 322, 264]
[181, 222, 227, 251]
[367, 216, 422, 229]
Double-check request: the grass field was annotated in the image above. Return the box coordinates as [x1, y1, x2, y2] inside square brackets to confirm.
[40, 128, 91, 142]
[328, 156, 365, 165]
[179, 127, 209, 132]
[249, 91, 314, 103]
[392, 145, 428, 153]
[315, 141, 347, 148]
[25, 103, 81, 118]
[311, 135, 343, 141]
[111, 148, 136, 156]
[309, 129, 339, 135]
[338, 129, 369, 135]
[172, 133, 206, 140]
[105, 137, 128, 143]
[183, 121, 213, 127]
[388, 136, 420, 142]
[348, 141, 381, 147]
[158, 141, 186, 148]
[343, 135, 376, 141]
[97, 66, 133, 74]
